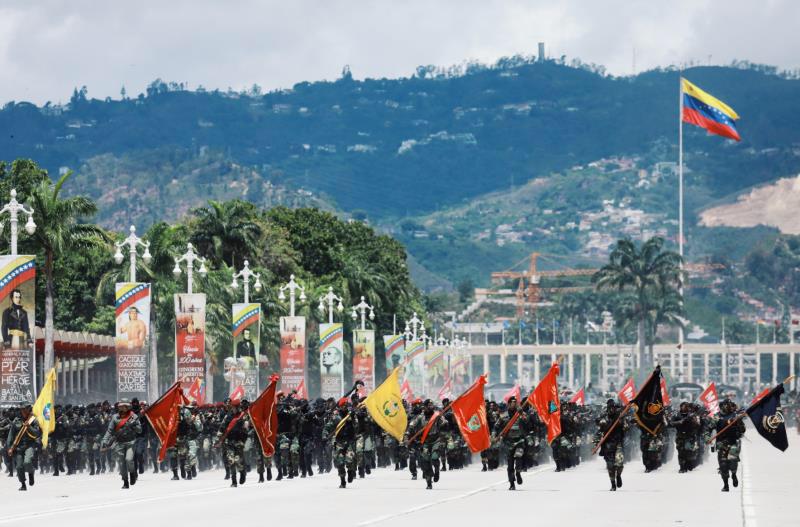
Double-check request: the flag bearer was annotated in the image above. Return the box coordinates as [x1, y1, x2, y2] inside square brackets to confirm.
[101, 398, 142, 489]
[7, 404, 40, 491]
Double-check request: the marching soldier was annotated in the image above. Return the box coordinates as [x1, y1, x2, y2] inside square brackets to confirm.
[6, 404, 40, 491]
[493, 396, 529, 490]
[100, 399, 142, 489]
[713, 398, 746, 492]
[594, 399, 629, 491]
[220, 399, 250, 487]
[323, 398, 357, 488]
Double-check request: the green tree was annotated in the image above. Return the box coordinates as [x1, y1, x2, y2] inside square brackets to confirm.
[592, 237, 682, 375]
[190, 200, 263, 268]
[28, 172, 106, 372]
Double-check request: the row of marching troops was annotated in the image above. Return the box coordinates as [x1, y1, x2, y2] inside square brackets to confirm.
[0, 390, 774, 493]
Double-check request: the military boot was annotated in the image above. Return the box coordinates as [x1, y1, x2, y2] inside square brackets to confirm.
[28, 472, 34, 486]
[185, 467, 192, 480]
[516, 470, 523, 485]
[171, 468, 179, 481]
[721, 475, 730, 492]
[258, 470, 265, 483]
[433, 461, 440, 482]
[152, 459, 159, 474]
[191, 466, 197, 478]
[358, 465, 365, 479]
[122, 475, 129, 490]
[616, 467, 623, 489]
[130, 471, 137, 485]
[426, 475, 433, 490]
[731, 472, 739, 487]
[230, 474, 238, 488]
[276, 466, 283, 481]
[180, 467, 186, 479]
[224, 465, 230, 480]
[239, 471, 246, 484]
[339, 473, 346, 488]
[266, 467, 272, 481]
[347, 468, 355, 483]
[608, 469, 616, 491]
[481, 460, 487, 472]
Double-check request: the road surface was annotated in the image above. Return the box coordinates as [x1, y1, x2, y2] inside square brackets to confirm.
[0, 432, 795, 527]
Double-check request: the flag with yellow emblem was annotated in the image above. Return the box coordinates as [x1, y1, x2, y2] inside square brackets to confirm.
[363, 367, 407, 441]
[33, 368, 57, 447]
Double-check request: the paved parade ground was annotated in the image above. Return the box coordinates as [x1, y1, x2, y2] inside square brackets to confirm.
[0, 433, 795, 527]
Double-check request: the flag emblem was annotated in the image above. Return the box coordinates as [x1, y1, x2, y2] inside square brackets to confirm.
[763, 410, 784, 433]
[647, 402, 663, 416]
[548, 400, 558, 414]
[382, 398, 401, 418]
[43, 403, 51, 422]
[467, 414, 482, 432]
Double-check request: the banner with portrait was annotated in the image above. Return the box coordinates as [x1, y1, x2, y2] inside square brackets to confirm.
[404, 339, 425, 399]
[230, 303, 261, 401]
[279, 316, 306, 395]
[353, 329, 375, 394]
[383, 334, 405, 373]
[115, 282, 150, 401]
[0, 255, 35, 407]
[425, 345, 446, 398]
[174, 293, 206, 401]
[319, 323, 343, 399]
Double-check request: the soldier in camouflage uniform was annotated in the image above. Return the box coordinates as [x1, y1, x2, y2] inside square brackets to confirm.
[0, 408, 13, 477]
[493, 396, 530, 490]
[276, 395, 300, 479]
[83, 403, 105, 475]
[713, 398, 746, 492]
[66, 406, 85, 474]
[594, 399, 629, 491]
[404, 399, 424, 479]
[481, 400, 500, 471]
[417, 400, 446, 490]
[173, 404, 202, 480]
[100, 399, 142, 489]
[6, 404, 40, 491]
[221, 399, 249, 487]
[324, 398, 357, 488]
[670, 401, 701, 473]
[354, 400, 375, 478]
[49, 406, 68, 476]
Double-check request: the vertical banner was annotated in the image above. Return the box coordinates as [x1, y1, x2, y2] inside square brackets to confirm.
[404, 340, 425, 398]
[115, 283, 151, 401]
[0, 256, 35, 407]
[383, 334, 405, 373]
[232, 303, 261, 401]
[353, 330, 375, 393]
[319, 323, 344, 399]
[174, 293, 206, 401]
[425, 345, 445, 398]
[279, 316, 306, 395]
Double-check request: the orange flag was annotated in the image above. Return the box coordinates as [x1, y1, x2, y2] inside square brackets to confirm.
[230, 385, 245, 402]
[248, 374, 279, 457]
[570, 387, 585, 406]
[528, 363, 561, 444]
[144, 382, 184, 461]
[451, 374, 490, 453]
[618, 378, 636, 405]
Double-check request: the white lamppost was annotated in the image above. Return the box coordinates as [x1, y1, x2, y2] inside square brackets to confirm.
[318, 286, 344, 324]
[405, 312, 423, 341]
[172, 242, 207, 294]
[351, 296, 375, 331]
[230, 260, 261, 303]
[0, 189, 36, 256]
[278, 274, 306, 317]
[113, 225, 151, 282]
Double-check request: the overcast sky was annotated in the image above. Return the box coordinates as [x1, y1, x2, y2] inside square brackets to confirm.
[0, 0, 796, 105]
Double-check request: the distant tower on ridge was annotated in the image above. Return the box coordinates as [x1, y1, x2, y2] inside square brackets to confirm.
[538, 42, 545, 62]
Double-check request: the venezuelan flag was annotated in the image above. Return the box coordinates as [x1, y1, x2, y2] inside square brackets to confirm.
[682, 78, 740, 141]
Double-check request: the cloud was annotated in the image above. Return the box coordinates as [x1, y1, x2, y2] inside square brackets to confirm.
[0, 0, 797, 104]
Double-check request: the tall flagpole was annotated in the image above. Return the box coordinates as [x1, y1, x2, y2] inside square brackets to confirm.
[678, 73, 685, 381]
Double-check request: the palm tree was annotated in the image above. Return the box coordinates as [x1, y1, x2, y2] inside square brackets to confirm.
[189, 200, 263, 268]
[592, 237, 682, 375]
[644, 288, 685, 364]
[28, 172, 106, 373]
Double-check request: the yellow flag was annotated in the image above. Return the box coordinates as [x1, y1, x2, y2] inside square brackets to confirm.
[32, 368, 57, 448]
[364, 368, 407, 441]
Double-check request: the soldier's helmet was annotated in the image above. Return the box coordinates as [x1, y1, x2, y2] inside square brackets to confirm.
[117, 398, 132, 408]
[719, 398, 734, 414]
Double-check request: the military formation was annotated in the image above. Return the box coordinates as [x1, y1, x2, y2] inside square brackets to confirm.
[0, 389, 787, 493]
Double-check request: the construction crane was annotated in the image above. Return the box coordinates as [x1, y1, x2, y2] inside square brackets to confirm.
[491, 251, 723, 317]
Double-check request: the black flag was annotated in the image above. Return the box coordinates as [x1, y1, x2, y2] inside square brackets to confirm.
[631, 366, 665, 436]
[746, 383, 788, 451]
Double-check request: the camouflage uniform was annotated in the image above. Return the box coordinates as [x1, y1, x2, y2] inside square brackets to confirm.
[100, 405, 142, 489]
[221, 407, 249, 487]
[324, 407, 357, 488]
[7, 412, 41, 491]
[494, 403, 530, 490]
[713, 400, 746, 492]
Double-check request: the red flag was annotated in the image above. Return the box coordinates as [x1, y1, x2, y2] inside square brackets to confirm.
[751, 387, 770, 405]
[143, 382, 184, 462]
[699, 382, 720, 415]
[248, 374, 279, 457]
[437, 377, 454, 401]
[528, 363, 561, 444]
[450, 375, 490, 453]
[618, 378, 636, 405]
[400, 379, 414, 403]
[230, 385, 245, 402]
[187, 377, 204, 404]
[502, 384, 521, 403]
[570, 388, 585, 406]
[420, 411, 442, 444]
[660, 377, 671, 406]
[295, 379, 307, 399]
